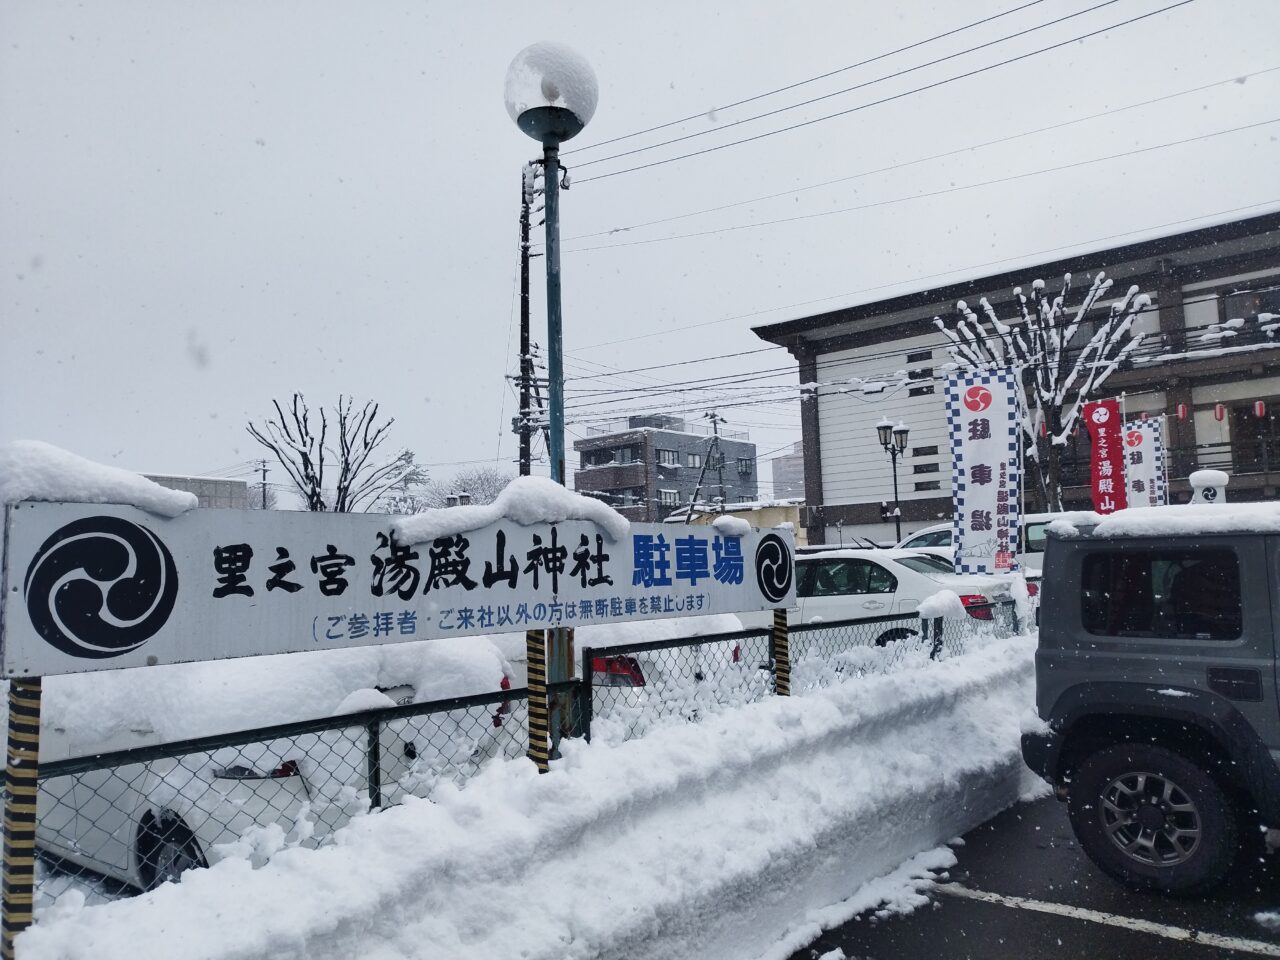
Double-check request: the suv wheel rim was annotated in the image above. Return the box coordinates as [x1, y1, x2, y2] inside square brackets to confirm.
[1100, 771, 1201, 867]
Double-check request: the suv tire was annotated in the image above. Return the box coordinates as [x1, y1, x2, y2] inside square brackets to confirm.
[1067, 743, 1238, 896]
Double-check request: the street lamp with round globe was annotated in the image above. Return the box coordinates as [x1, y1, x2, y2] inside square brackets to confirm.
[504, 42, 598, 488]
[505, 42, 598, 769]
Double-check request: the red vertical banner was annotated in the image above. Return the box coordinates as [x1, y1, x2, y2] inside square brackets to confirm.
[1083, 398, 1128, 514]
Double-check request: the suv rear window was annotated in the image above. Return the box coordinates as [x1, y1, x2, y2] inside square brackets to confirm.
[1081, 549, 1242, 640]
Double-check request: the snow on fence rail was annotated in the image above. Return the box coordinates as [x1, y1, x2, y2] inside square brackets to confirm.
[24, 603, 1018, 919]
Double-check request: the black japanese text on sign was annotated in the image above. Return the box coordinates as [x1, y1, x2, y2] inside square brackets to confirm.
[1, 503, 795, 677]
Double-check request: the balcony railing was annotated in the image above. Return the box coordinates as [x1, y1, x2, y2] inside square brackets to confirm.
[1057, 439, 1280, 488]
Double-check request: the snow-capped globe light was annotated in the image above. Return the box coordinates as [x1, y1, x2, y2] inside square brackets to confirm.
[504, 41, 598, 144]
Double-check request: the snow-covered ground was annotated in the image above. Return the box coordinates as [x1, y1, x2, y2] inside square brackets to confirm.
[19, 632, 1036, 960]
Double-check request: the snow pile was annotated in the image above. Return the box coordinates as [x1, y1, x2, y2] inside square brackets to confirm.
[1045, 502, 1280, 539]
[918, 589, 966, 619]
[1189, 468, 1230, 488]
[35, 635, 510, 749]
[0, 440, 195, 516]
[712, 514, 753, 537]
[394, 475, 629, 544]
[20, 634, 1035, 960]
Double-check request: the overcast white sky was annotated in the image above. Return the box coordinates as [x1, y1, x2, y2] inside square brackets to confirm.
[2, 0, 1278, 501]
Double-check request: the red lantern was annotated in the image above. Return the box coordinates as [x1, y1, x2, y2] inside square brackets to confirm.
[1214, 403, 1226, 422]
[1039, 421, 1047, 437]
[1256, 400, 1267, 418]
[1176, 403, 1188, 421]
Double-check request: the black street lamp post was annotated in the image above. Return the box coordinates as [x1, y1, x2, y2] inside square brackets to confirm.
[876, 419, 910, 542]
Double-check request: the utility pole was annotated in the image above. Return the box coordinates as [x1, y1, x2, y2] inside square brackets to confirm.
[708, 411, 726, 512]
[259, 459, 269, 509]
[518, 163, 535, 477]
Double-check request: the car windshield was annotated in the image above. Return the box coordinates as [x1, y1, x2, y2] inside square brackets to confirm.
[894, 554, 954, 574]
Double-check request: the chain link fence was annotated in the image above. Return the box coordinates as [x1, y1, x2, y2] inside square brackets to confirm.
[29, 682, 581, 912]
[583, 600, 1020, 740]
[26, 604, 1017, 913]
[578, 627, 775, 743]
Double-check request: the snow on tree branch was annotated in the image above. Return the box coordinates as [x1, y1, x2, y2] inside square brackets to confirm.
[934, 271, 1149, 510]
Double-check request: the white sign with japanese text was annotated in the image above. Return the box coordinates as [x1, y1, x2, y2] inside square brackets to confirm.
[0, 502, 796, 677]
[1122, 418, 1168, 507]
[945, 370, 1022, 574]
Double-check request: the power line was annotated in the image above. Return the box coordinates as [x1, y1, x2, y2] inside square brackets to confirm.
[564, 119, 1280, 255]
[565, 0, 1052, 156]
[560, 284, 1280, 416]
[575, 0, 1197, 185]
[568, 198, 1280, 351]
[550, 66, 1280, 246]
[573, 0, 1126, 171]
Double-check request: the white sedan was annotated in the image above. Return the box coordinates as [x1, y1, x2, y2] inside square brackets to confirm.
[738, 548, 1015, 640]
[35, 635, 516, 893]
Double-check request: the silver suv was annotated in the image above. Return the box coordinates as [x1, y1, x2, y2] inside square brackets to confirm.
[1022, 519, 1280, 894]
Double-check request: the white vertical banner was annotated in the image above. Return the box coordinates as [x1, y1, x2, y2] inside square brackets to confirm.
[945, 370, 1021, 574]
[1122, 417, 1169, 507]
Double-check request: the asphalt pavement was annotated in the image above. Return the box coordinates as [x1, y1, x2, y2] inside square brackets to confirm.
[791, 797, 1280, 960]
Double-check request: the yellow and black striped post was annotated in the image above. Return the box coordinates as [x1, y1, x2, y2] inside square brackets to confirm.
[3, 677, 41, 959]
[772, 609, 790, 697]
[525, 630, 550, 773]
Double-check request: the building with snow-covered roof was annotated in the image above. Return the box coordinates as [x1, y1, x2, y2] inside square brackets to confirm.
[573, 415, 758, 522]
[753, 208, 1280, 546]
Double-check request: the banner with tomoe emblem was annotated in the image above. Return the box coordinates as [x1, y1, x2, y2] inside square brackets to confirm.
[1083, 398, 1127, 514]
[945, 371, 1021, 574]
[1122, 417, 1168, 507]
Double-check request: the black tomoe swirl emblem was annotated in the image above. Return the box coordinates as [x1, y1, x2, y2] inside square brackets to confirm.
[23, 516, 178, 659]
[754, 533, 794, 605]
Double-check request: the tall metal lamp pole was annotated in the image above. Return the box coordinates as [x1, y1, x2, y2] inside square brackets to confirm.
[505, 42, 598, 484]
[876, 419, 910, 542]
[505, 43, 599, 765]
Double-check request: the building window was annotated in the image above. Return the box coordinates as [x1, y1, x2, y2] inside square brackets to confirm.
[912, 445, 938, 457]
[656, 449, 679, 466]
[906, 349, 933, 363]
[912, 463, 939, 474]
[914, 480, 941, 492]
[737, 457, 753, 475]
[658, 489, 679, 506]
[687, 452, 702, 468]
[907, 366, 934, 397]
[1221, 285, 1280, 322]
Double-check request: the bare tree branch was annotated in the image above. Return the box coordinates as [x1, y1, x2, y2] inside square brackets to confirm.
[247, 392, 404, 512]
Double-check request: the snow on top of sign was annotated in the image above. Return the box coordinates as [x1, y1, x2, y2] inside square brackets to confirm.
[394, 475, 629, 545]
[0, 440, 196, 516]
[712, 515, 753, 537]
[1047, 503, 1280, 539]
[1190, 469, 1229, 487]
